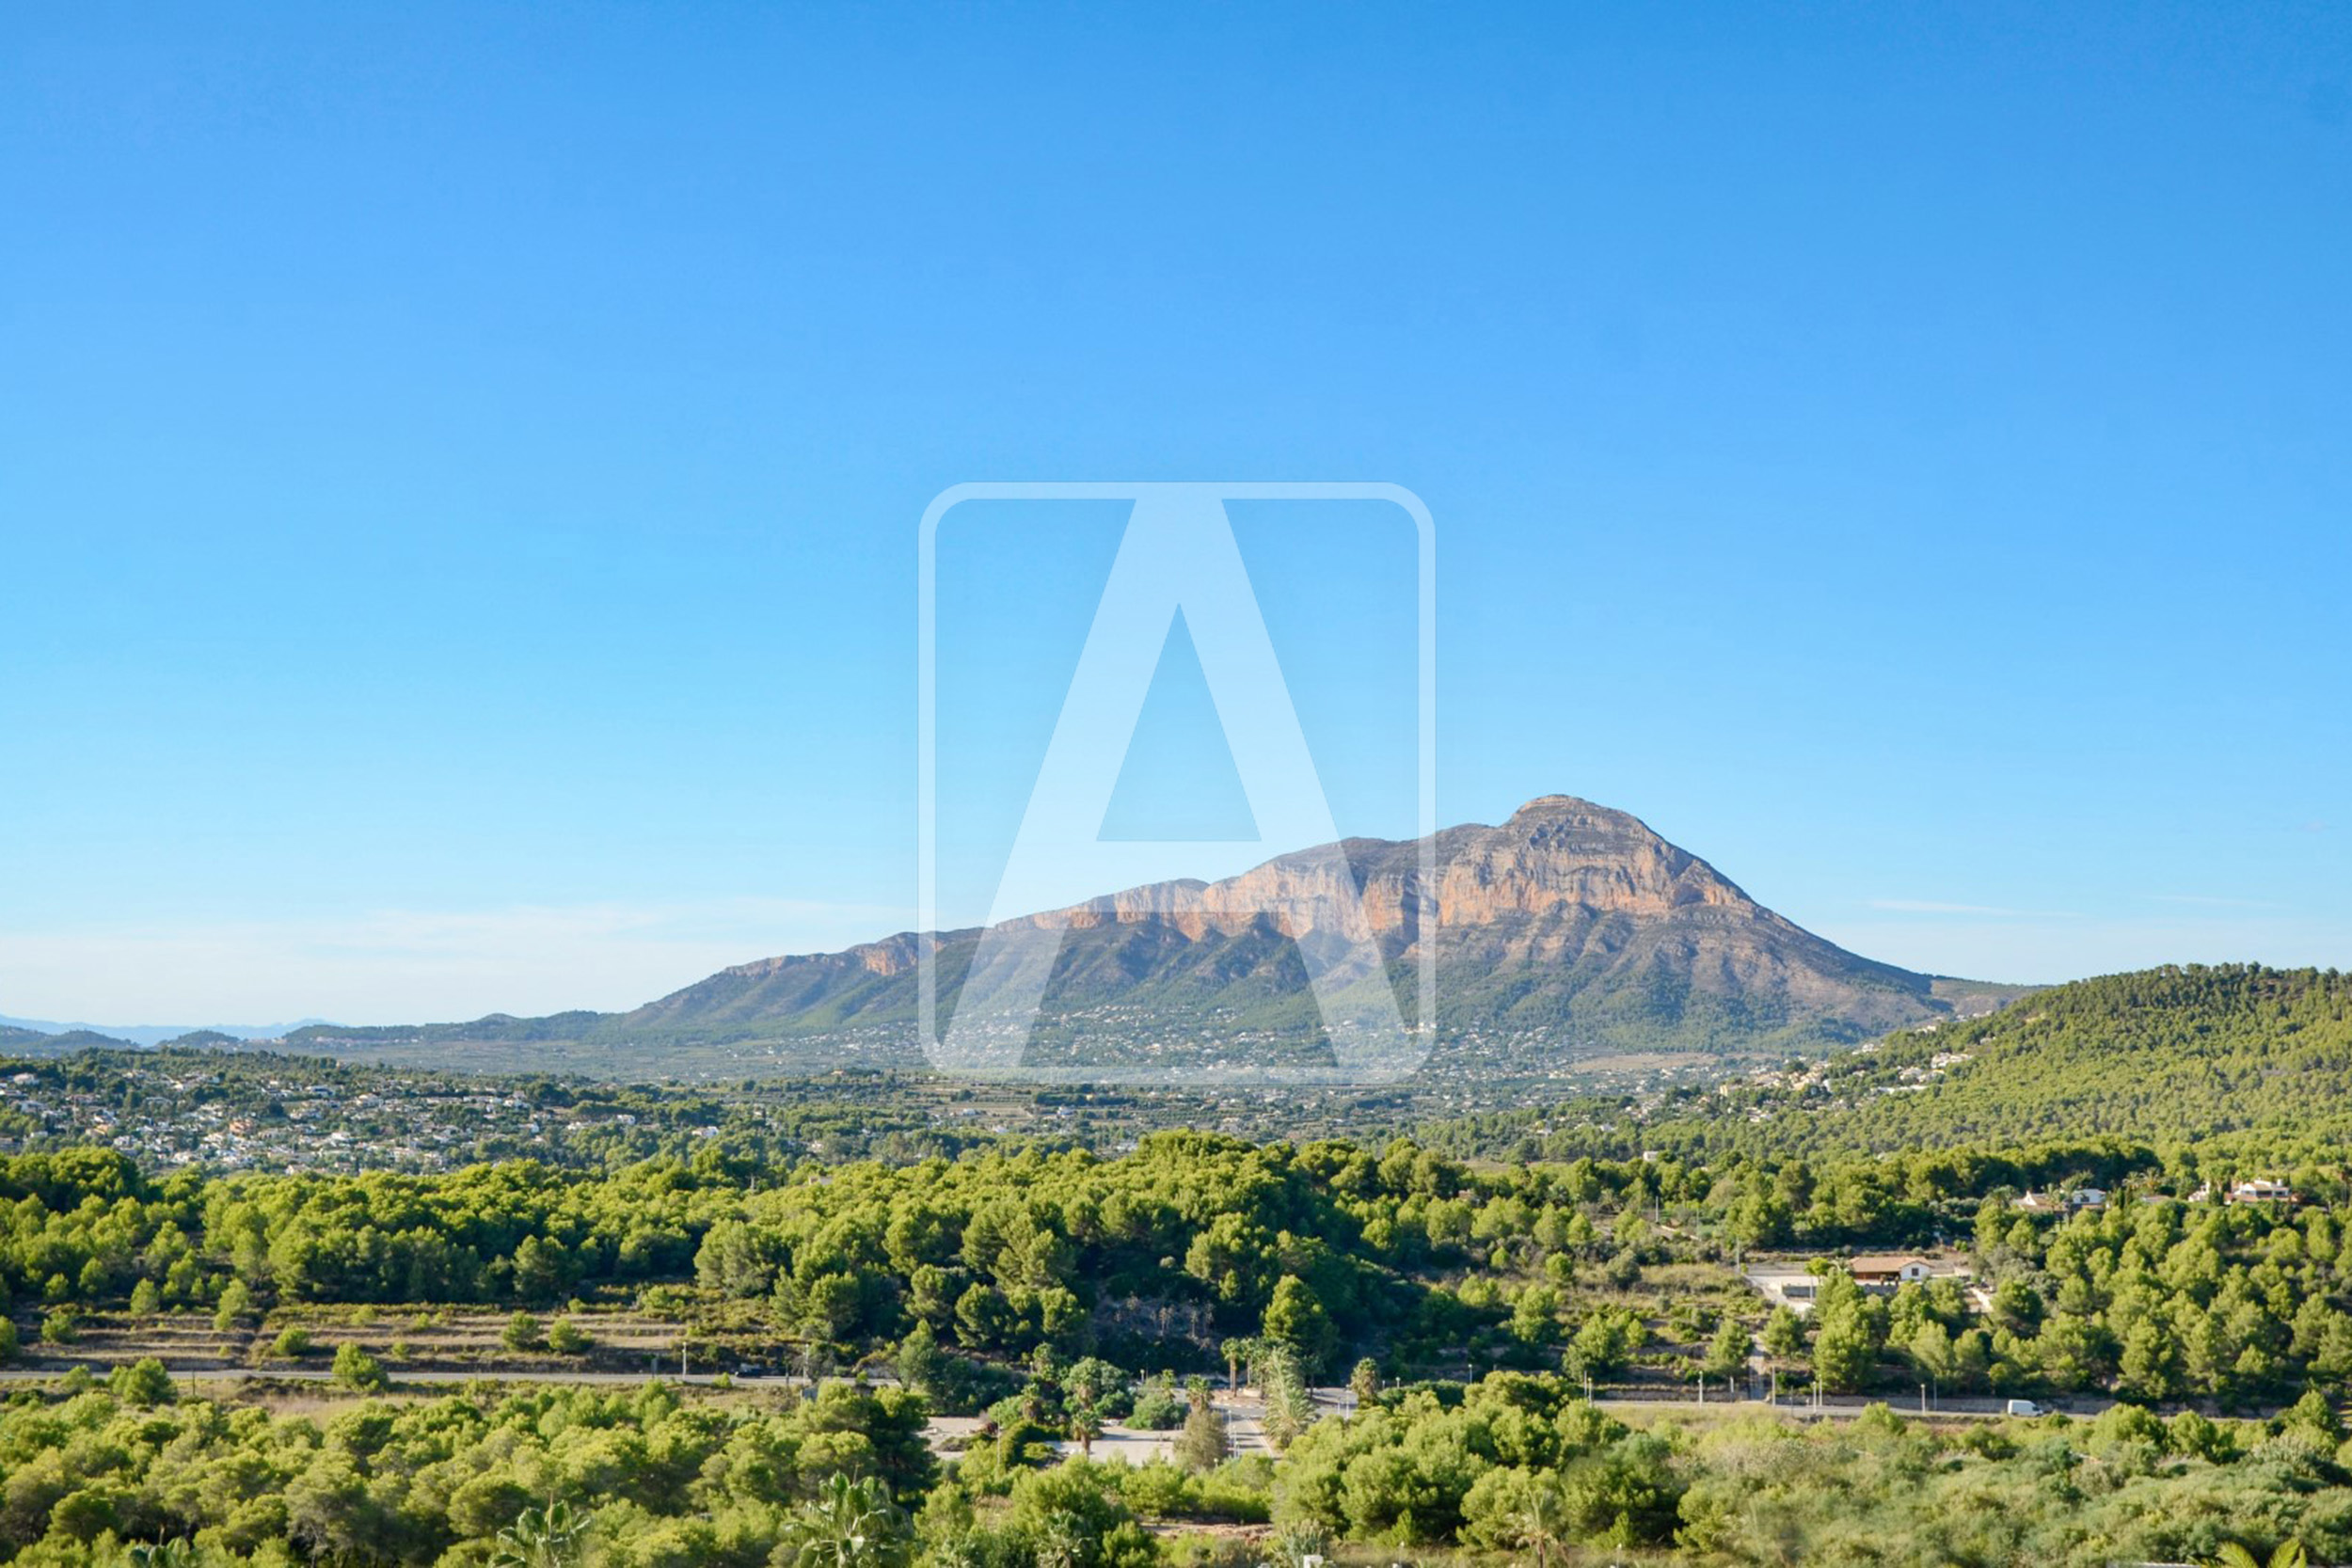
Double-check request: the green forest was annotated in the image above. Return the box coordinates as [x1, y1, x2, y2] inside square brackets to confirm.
[2, 966, 2351, 1564]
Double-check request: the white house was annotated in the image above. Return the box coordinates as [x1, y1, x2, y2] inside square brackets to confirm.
[1849, 1254, 1935, 1287]
[2228, 1178, 2295, 1204]
[2015, 1187, 2106, 1213]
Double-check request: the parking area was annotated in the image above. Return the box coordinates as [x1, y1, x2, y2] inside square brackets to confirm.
[1741, 1265, 1824, 1317]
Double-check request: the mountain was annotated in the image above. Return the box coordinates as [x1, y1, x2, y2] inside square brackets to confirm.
[283, 795, 2026, 1081]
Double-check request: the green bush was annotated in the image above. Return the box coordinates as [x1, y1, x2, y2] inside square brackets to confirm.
[332, 1342, 389, 1391]
[108, 1357, 176, 1406]
[545, 1316, 592, 1354]
[1129, 1375, 1187, 1431]
[213, 1278, 254, 1332]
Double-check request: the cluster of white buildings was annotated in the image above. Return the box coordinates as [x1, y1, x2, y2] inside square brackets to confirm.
[2014, 1178, 2299, 1212]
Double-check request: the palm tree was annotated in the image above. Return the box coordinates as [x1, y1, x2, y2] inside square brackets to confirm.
[489, 1499, 587, 1568]
[2213, 1541, 2308, 1568]
[776, 1474, 911, 1568]
[1268, 1521, 1332, 1568]
[1257, 1346, 1316, 1452]
[1512, 1477, 1572, 1568]
[126, 1543, 196, 1568]
[1068, 1402, 1104, 1459]
[1032, 1509, 1089, 1568]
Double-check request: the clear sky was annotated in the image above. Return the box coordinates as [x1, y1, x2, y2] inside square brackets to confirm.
[5, 3, 2349, 1025]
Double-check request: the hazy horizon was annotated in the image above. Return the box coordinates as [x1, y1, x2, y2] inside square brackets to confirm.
[7, 788, 2343, 1028]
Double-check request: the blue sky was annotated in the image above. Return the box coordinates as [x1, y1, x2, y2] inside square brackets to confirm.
[4, 3, 2348, 1023]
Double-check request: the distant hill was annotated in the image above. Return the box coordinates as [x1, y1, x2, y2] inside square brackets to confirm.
[281, 795, 2029, 1082]
[0, 1027, 140, 1054]
[159, 1030, 245, 1049]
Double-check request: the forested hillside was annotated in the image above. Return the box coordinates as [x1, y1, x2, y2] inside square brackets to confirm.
[1790, 964, 2352, 1147]
[1438, 965, 2352, 1165]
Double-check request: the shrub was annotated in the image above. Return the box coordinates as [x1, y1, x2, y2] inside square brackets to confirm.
[214, 1279, 255, 1332]
[333, 1342, 389, 1392]
[1129, 1375, 1187, 1431]
[503, 1310, 544, 1352]
[109, 1357, 176, 1406]
[1174, 1391, 1232, 1473]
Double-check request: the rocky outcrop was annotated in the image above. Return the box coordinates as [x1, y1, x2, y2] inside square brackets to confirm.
[720, 931, 937, 981]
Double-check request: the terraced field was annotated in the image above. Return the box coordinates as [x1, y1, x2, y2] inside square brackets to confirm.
[11, 1302, 785, 1379]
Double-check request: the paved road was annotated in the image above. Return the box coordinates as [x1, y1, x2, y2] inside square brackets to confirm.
[0, 1363, 2132, 1429]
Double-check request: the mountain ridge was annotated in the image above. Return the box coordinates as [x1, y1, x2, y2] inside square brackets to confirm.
[278, 795, 2030, 1079]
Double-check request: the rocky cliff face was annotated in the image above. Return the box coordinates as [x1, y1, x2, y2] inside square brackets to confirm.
[1040, 795, 1748, 942]
[1433, 795, 1750, 923]
[608, 794, 1977, 1068]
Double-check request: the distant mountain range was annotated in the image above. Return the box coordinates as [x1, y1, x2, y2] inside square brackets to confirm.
[256, 795, 2029, 1081]
[0, 1016, 323, 1049]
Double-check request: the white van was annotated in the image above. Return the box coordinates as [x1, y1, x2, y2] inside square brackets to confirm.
[2005, 1399, 2043, 1418]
